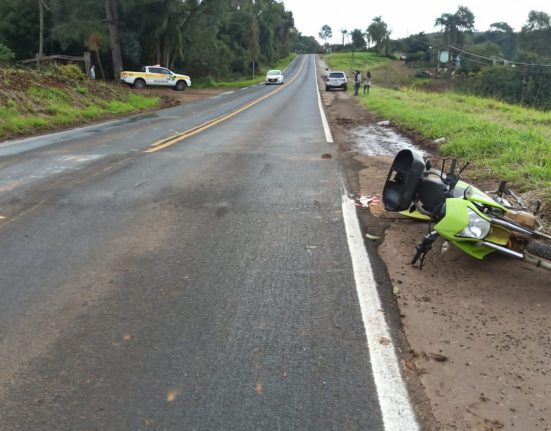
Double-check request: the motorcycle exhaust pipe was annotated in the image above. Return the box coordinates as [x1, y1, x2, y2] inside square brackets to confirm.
[477, 241, 523, 259]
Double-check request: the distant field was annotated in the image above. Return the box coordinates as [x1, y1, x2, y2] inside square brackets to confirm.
[323, 52, 391, 73]
[360, 87, 551, 200]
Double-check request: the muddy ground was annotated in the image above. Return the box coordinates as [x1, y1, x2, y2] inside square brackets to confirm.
[318, 60, 550, 430]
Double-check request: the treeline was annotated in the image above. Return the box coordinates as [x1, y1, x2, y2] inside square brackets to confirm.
[0, 0, 301, 80]
[396, 8, 551, 110]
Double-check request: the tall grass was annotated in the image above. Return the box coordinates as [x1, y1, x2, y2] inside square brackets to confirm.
[361, 87, 551, 199]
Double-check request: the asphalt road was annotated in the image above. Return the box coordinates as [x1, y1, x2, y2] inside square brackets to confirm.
[0, 55, 389, 430]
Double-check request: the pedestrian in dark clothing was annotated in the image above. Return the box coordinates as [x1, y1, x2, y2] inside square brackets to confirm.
[353, 70, 361, 96]
[363, 71, 372, 95]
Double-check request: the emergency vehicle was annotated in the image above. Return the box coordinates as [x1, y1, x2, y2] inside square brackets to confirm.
[120, 65, 191, 91]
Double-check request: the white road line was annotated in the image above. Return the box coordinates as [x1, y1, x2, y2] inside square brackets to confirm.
[313, 58, 333, 144]
[315, 51, 419, 430]
[210, 91, 235, 99]
[341, 195, 419, 430]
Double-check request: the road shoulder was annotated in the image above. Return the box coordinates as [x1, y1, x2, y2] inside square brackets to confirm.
[316, 56, 551, 431]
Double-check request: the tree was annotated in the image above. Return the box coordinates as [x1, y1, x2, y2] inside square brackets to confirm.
[523, 10, 551, 31]
[366, 16, 389, 52]
[403, 32, 430, 54]
[0, 0, 298, 81]
[0, 0, 43, 59]
[486, 22, 517, 59]
[38, 0, 45, 59]
[340, 28, 347, 46]
[318, 24, 332, 49]
[295, 34, 320, 54]
[350, 29, 366, 50]
[105, 0, 123, 79]
[519, 10, 551, 59]
[50, 0, 107, 55]
[434, 6, 475, 48]
[121, 0, 190, 68]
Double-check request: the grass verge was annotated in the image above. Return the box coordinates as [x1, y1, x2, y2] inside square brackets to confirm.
[359, 87, 551, 202]
[0, 69, 160, 140]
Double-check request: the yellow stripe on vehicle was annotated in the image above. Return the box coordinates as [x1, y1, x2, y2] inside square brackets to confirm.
[145, 57, 306, 153]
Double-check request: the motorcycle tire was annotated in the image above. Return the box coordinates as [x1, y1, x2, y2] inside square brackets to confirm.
[527, 240, 551, 260]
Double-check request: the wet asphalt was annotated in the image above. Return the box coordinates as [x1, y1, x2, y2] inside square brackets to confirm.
[0, 55, 386, 430]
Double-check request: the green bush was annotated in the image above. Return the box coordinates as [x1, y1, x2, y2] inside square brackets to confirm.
[405, 51, 431, 64]
[475, 65, 551, 110]
[56, 63, 86, 81]
[0, 43, 15, 65]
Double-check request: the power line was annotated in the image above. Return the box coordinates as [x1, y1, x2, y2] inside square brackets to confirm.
[450, 45, 551, 68]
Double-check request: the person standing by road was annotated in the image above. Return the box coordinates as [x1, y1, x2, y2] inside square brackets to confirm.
[90, 65, 96, 80]
[353, 70, 361, 96]
[363, 70, 372, 95]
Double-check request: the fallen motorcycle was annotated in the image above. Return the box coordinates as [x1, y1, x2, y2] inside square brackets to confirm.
[382, 149, 551, 270]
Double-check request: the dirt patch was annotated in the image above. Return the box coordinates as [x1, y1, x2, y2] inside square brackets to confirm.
[318, 57, 551, 431]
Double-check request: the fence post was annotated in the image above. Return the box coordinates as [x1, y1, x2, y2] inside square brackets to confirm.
[84, 51, 91, 76]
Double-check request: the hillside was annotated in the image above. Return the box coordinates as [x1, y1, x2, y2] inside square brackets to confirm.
[0, 66, 160, 141]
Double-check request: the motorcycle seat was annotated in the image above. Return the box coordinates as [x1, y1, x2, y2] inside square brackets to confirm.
[417, 175, 466, 213]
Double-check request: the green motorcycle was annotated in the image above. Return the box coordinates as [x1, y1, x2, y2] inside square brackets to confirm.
[382, 149, 551, 270]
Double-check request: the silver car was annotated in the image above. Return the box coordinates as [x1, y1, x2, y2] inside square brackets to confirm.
[265, 69, 284, 85]
[325, 71, 347, 91]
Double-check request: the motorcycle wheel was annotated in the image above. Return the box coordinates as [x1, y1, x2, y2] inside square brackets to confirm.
[527, 240, 551, 260]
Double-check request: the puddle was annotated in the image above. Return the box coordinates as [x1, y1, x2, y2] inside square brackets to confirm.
[352, 125, 427, 157]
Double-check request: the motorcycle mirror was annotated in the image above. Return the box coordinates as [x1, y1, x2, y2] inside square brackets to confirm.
[458, 161, 470, 176]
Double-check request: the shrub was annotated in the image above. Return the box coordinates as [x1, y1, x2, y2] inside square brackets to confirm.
[0, 43, 15, 65]
[56, 63, 86, 80]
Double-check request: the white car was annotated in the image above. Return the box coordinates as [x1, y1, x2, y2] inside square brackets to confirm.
[325, 71, 347, 91]
[265, 69, 284, 85]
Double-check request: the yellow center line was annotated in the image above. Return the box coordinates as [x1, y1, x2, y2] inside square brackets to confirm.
[144, 57, 307, 153]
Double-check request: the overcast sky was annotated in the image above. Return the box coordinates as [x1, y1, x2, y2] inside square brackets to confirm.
[283, 1, 551, 42]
